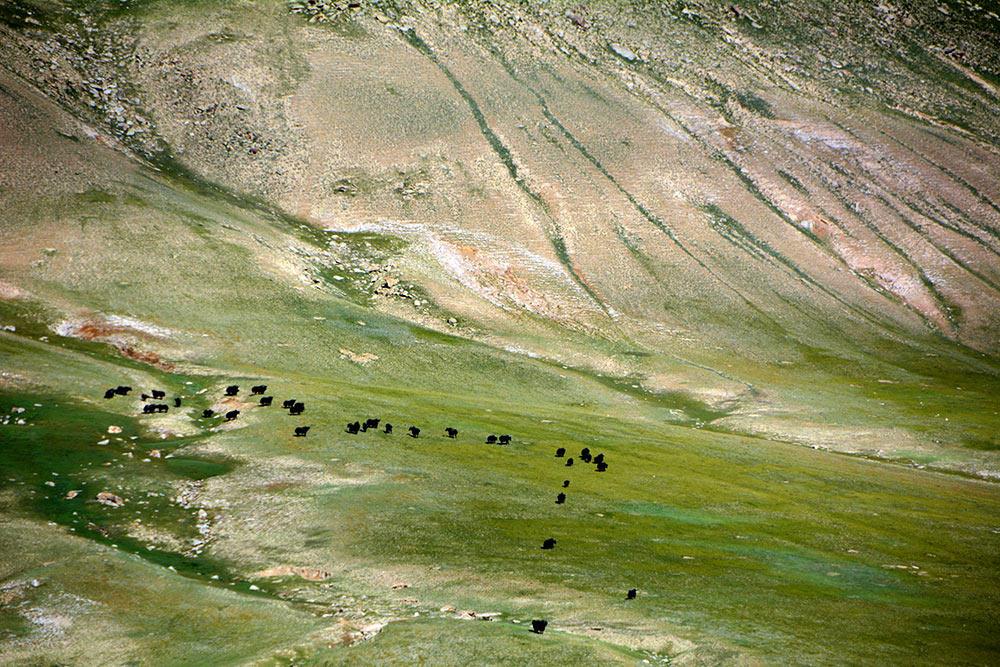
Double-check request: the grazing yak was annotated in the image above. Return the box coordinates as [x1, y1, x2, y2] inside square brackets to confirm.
[580, 447, 591, 462]
[251, 384, 267, 395]
[541, 538, 557, 550]
[596, 461, 608, 472]
[104, 388, 116, 399]
[445, 427, 458, 438]
[225, 409, 239, 421]
[225, 385, 239, 396]
[555, 447, 565, 457]
[486, 435, 497, 444]
[202, 409, 215, 418]
[174, 397, 181, 407]
[289, 402, 305, 415]
[156, 404, 168, 413]
[142, 404, 155, 414]
[259, 396, 273, 406]
[565, 457, 574, 467]
[556, 492, 566, 504]
[408, 426, 420, 438]
[346, 421, 360, 434]
[530, 620, 548, 634]
[593, 453, 604, 465]
[498, 434, 511, 445]
[114, 385, 132, 396]
[562, 480, 570, 488]
[151, 389, 165, 400]
[384, 423, 393, 434]
[282, 399, 296, 409]
[294, 426, 310, 437]
[627, 588, 637, 600]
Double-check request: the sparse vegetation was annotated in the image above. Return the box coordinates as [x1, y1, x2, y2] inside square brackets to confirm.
[1, 0, 999, 664]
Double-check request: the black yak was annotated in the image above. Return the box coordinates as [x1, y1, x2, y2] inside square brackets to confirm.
[555, 447, 565, 457]
[346, 421, 360, 434]
[202, 409, 215, 418]
[530, 620, 548, 634]
[541, 538, 556, 550]
[225, 385, 239, 396]
[289, 402, 305, 415]
[556, 492, 566, 504]
[151, 389, 165, 400]
[251, 384, 267, 395]
[225, 409, 239, 421]
[596, 461, 608, 472]
[580, 447, 591, 462]
[384, 423, 392, 434]
[445, 427, 458, 438]
[408, 426, 420, 438]
[174, 397, 181, 407]
[104, 388, 116, 399]
[565, 457, 574, 467]
[294, 426, 310, 437]
[282, 399, 296, 409]
[498, 434, 511, 445]
[486, 435, 497, 444]
[114, 385, 131, 395]
[627, 588, 637, 600]
[259, 396, 273, 406]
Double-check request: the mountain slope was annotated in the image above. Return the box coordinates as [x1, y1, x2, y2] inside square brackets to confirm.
[1, 1, 1000, 664]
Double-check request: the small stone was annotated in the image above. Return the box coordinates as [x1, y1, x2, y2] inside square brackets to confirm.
[96, 492, 125, 507]
[65, 490, 80, 499]
[610, 43, 637, 61]
[108, 425, 122, 433]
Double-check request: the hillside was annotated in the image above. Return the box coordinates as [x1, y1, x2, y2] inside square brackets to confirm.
[1, 1, 999, 664]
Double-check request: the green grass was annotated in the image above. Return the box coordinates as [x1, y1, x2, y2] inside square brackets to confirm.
[2, 1, 1000, 663]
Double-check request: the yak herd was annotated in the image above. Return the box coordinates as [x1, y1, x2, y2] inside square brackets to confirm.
[103, 380, 637, 635]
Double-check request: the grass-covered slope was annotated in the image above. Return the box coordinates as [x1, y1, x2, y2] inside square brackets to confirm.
[1, 1, 999, 665]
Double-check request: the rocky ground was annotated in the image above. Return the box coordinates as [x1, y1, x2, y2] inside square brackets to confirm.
[1, 0, 999, 664]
